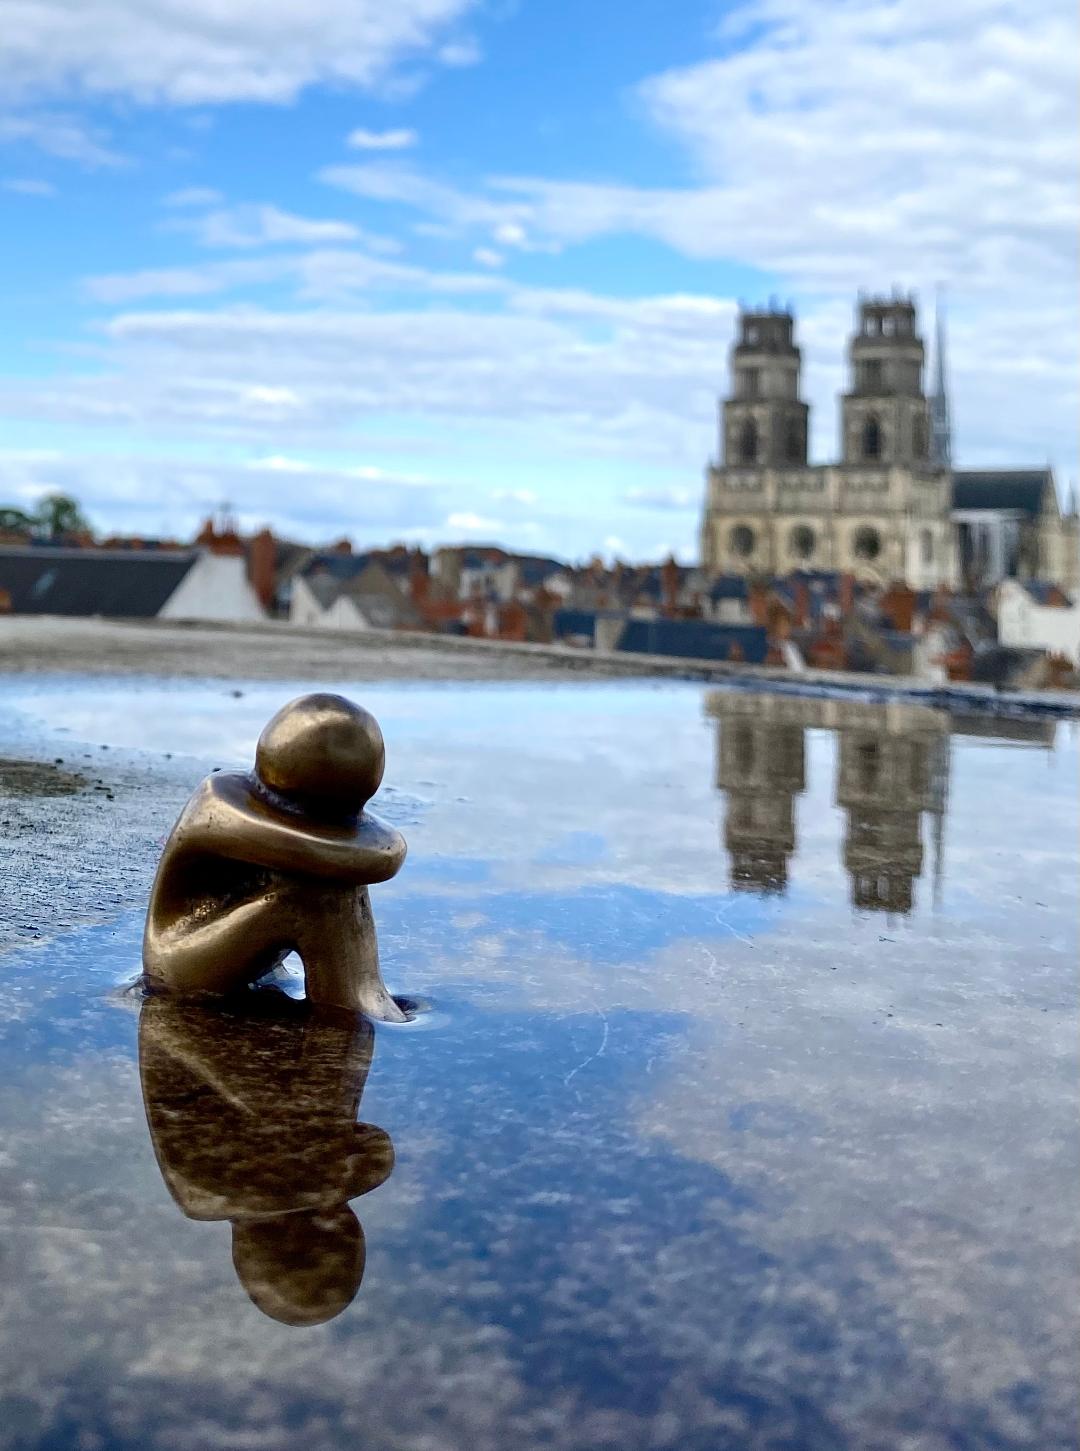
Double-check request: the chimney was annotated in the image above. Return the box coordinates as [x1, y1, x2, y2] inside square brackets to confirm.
[661, 555, 679, 613]
[793, 577, 810, 629]
[409, 547, 430, 605]
[331, 537, 352, 555]
[881, 581, 915, 633]
[248, 528, 277, 612]
[747, 581, 769, 626]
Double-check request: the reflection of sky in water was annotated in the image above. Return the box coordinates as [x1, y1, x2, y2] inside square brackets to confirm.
[0, 679, 1076, 1450]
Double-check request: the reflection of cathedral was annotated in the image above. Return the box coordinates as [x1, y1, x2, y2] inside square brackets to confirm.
[708, 693, 948, 914]
[715, 708, 804, 894]
[708, 691, 1057, 914]
[836, 716, 948, 914]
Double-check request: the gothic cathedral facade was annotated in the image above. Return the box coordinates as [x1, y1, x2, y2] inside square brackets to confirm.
[700, 295, 955, 588]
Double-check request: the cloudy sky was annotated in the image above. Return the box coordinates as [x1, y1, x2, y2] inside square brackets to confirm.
[0, 0, 1076, 560]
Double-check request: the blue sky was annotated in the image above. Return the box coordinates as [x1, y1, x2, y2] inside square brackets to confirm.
[1, 0, 1076, 560]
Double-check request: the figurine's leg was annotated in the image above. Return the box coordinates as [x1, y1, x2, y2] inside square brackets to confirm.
[293, 884, 407, 1023]
[143, 891, 294, 997]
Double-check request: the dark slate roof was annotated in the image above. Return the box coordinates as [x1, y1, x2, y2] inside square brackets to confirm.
[0, 546, 196, 616]
[517, 556, 564, 586]
[1016, 579, 1073, 606]
[460, 549, 503, 570]
[553, 608, 598, 641]
[952, 469, 1051, 518]
[708, 575, 749, 602]
[300, 552, 374, 582]
[619, 619, 768, 664]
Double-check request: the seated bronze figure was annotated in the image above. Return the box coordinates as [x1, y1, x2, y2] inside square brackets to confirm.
[143, 692, 407, 1021]
[139, 992, 393, 1326]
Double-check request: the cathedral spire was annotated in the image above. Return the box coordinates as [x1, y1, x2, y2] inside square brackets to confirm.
[930, 288, 952, 468]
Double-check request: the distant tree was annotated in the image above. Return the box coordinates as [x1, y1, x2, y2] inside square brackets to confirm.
[0, 505, 36, 533]
[33, 492, 91, 541]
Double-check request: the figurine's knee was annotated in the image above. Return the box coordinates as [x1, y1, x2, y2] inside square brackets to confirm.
[143, 889, 295, 995]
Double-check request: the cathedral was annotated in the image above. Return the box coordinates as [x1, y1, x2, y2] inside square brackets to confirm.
[699, 294, 1078, 592]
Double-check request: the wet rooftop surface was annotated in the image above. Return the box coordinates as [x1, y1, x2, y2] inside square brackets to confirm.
[0, 678, 1077, 1451]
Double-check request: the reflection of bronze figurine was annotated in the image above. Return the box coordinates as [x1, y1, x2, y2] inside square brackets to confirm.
[143, 693, 407, 1021]
[139, 993, 393, 1326]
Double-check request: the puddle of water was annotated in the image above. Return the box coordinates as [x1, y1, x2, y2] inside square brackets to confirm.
[0, 679, 1076, 1451]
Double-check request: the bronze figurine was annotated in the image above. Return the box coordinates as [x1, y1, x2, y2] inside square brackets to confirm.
[139, 993, 393, 1326]
[143, 692, 408, 1021]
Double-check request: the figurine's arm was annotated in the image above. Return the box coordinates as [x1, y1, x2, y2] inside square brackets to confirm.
[172, 775, 406, 883]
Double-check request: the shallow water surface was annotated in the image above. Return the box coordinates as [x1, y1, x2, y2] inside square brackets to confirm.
[0, 679, 1076, 1451]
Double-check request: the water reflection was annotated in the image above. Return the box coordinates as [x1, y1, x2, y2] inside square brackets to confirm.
[139, 992, 393, 1326]
[708, 692, 1057, 914]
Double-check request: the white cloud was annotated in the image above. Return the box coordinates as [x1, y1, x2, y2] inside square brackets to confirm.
[320, 161, 514, 231]
[162, 186, 224, 208]
[492, 488, 537, 505]
[493, 221, 526, 247]
[318, 0, 1077, 299]
[437, 38, 481, 67]
[445, 510, 503, 532]
[0, 448, 444, 542]
[83, 247, 508, 305]
[247, 454, 430, 485]
[472, 246, 503, 268]
[2, 176, 56, 196]
[313, 0, 1078, 490]
[83, 257, 288, 303]
[27, 260, 1080, 500]
[185, 202, 364, 249]
[0, 0, 478, 106]
[347, 127, 419, 150]
[624, 486, 697, 511]
[0, 112, 126, 167]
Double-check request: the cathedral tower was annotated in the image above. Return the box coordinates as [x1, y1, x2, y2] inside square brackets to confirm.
[713, 701, 806, 895]
[841, 295, 933, 467]
[721, 307, 809, 468]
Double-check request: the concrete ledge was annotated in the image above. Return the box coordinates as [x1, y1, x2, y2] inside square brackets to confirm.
[2, 613, 1076, 717]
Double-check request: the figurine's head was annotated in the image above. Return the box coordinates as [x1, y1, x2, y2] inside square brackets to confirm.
[231, 1206, 365, 1326]
[255, 693, 384, 817]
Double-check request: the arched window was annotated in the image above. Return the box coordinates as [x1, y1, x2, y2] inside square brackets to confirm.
[784, 418, 803, 462]
[920, 528, 933, 565]
[855, 739, 880, 792]
[913, 413, 928, 458]
[732, 722, 755, 773]
[737, 418, 759, 464]
[729, 524, 756, 558]
[789, 524, 815, 560]
[862, 415, 882, 460]
[853, 525, 881, 561]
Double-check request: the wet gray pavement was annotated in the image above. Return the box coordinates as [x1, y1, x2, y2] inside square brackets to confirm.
[0, 676, 1076, 1450]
